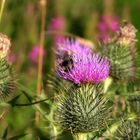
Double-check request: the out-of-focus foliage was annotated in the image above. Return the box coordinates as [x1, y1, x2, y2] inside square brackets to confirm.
[0, 0, 140, 140]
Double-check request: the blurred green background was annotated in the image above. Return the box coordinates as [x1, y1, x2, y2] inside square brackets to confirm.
[0, 0, 140, 139]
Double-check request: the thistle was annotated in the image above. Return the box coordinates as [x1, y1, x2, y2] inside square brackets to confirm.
[56, 39, 110, 84]
[101, 22, 139, 81]
[55, 84, 109, 133]
[128, 95, 140, 115]
[52, 38, 111, 139]
[115, 22, 137, 47]
[0, 33, 11, 59]
[0, 33, 15, 99]
[114, 120, 140, 140]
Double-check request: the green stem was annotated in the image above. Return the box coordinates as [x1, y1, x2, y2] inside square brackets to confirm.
[9, 98, 49, 107]
[50, 124, 57, 140]
[73, 133, 88, 140]
[0, 0, 6, 23]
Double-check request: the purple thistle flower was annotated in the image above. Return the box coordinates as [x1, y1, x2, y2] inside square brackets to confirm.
[8, 52, 16, 63]
[48, 16, 65, 31]
[109, 18, 119, 32]
[98, 16, 119, 42]
[48, 16, 66, 46]
[99, 16, 119, 32]
[28, 45, 46, 64]
[56, 40, 110, 84]
[98, 21, 107, 32]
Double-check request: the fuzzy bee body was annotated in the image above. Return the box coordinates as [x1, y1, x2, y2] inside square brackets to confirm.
[60, 51, 74, 72]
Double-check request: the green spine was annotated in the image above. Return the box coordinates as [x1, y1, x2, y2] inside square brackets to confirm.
[0, 59, 15, 99]
[103, 43, 138, 81]
[55, 84, 109, 133]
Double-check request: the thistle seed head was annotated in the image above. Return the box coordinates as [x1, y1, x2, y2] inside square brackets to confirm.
[0, 33, 11, 59]
[115, 22, 137, 47]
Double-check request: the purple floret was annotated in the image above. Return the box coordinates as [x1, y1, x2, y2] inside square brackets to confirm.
[56, 39, 110, 84]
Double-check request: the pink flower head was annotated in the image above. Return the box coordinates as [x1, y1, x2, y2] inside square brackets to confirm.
[56, 39, 110, 84]
[48, 16, 66, 46]
[109, 18, 119, 32]
[98, 16, 119, 42]
[99, 16, 119, 32]
[49, 16, 65, 31]
[98, 21, 107, 32]
[28, 45, 45, 64]
[8, 52, 16, 63]
[98, 34, 110, 43]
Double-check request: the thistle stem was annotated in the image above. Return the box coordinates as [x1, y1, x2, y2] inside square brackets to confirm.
[0, 0, 6, 23]
[73, 133, 88, 140]
[35, 0, 46, 128]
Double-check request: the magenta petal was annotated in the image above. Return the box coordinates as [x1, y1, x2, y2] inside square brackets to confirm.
[56, 39, 110, 84]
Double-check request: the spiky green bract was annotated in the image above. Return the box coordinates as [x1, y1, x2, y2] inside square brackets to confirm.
[128, 95, 140, 115]
[102, 42, 138, 81]
[55, 83, 110, 133]
[46, 73, 73, 97]
[0, 59, 15, 99]
[114, 120, 140, 140]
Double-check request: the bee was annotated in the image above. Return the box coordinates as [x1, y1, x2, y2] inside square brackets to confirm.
[60, 51, 74, 72]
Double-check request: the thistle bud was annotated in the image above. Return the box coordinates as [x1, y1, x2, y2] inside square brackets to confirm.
[102, 43, 138, 81]
[116, 22, 137, 47]
[55, 84, 110, 133]
[0, 33, 15, 100]
[114, 120, 140, 139]
[0, 59, 16, 99]
[101, 22, 139, 81]
[128, 95, 140, 115]
[0, 33, 11, 59]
